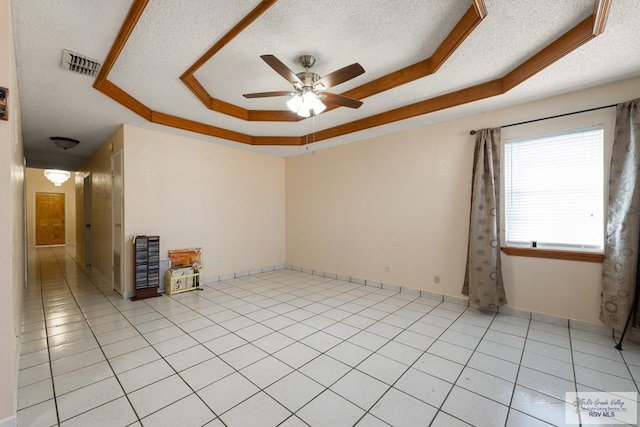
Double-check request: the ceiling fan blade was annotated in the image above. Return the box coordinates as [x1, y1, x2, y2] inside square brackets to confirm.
[314, 63, 365, 90]
[260, 55, 302, 85]
[320, 92, 363, 109]
[243, 91, 293, 99]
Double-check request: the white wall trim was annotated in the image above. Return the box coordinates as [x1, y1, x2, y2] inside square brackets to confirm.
[283, 265, 624, 339]
[201, 264, 286, 285]
[0, 414, 16, 427]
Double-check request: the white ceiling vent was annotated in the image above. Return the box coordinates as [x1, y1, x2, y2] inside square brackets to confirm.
[60, 49, 101, 77]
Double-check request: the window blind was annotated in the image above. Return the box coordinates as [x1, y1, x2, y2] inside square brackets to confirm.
[504, 127, 604, 251]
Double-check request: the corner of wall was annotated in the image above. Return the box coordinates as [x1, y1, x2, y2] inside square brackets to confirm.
[75, 128, 123, 280]
[0, 0, 24, 420]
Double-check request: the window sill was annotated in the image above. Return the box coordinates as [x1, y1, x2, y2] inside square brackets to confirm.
[501, 247, 604, 263]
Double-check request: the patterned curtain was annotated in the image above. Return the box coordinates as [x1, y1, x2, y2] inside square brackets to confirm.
[601, 99, 640, 330]
[462, 128, 507, 308]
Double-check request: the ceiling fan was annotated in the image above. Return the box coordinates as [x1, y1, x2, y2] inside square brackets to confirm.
[243, 54, 365, 117]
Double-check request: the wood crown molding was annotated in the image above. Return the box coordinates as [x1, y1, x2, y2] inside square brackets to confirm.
[501, 247, 605, 263]
[98, 80, 152, 121]
[179, 0, 279, 80]
[592, 0, 611, 35]
[94, 0, 611, 147]
[93, 0, 149, 90]
[181, 1, 486, 121]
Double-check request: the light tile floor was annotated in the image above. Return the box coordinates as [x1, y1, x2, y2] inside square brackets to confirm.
[17, 247, 640, 426]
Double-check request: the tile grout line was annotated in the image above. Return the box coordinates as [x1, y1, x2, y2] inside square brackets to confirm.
[57, 246, 231, 426]
[264, 281, 419, 424]
[568, 323, 584, 427]
[199, 276, 378, 423]
[222, 273, 364, 425]
[36, 247, 62, 426]
[55, 246, 184, 425]
[129, 276, 306, 424]
[184, 274, 338, 425]
[427, 307, 500, 426]
[180, 275, 423, 423]
[65, 249, 320, 425]
[215, 278, 522, 424]
[503, 308, 532, 427]
[22, 247, 640, 427]
[49, 247, 145, 426]
[347, 299, 472, 426]
[118, 270, 640, 423]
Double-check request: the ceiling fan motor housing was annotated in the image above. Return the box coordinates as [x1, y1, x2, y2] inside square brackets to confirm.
[294, 55, 320, 90]
[295, 71, 321, 89]
[298, 55, 316, 69]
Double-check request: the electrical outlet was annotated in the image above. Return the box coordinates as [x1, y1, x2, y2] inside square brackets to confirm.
[218, 258, 224, 265]
[384, 265, 390, 272]
[434, 275, 440, 283]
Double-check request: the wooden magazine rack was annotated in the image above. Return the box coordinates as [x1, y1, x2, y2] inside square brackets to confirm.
[165, 248, 202, 295]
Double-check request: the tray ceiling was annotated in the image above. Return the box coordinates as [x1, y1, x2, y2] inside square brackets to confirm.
[12, 0, 640, 169]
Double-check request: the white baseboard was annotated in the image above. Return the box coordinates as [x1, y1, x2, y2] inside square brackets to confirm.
[285, 264, 622, 339]
[0, 414, 16, 427]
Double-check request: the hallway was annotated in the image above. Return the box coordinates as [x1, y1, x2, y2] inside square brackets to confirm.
[16, 248, 640, 426]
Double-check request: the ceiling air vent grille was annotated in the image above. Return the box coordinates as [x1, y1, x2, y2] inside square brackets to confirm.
[60, 49, 101, 77]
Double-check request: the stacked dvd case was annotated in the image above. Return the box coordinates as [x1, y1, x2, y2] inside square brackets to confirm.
[147, 236, 160, 288]
[133, 235, 161, 300]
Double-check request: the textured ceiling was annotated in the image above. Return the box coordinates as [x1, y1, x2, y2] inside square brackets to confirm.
[12, 0, 640, 170]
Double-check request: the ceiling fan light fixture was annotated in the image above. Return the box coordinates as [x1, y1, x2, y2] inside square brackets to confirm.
[310, 96, 326, 115]
[303, 90, 326, 115]
[298, 104, 311, 118]
[44, 169, 71, 186]
[287, 90, 326, 117]
[286, 94, 302, 113]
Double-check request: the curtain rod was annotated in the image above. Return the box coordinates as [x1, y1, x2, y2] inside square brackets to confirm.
[469, 103, 617, 135]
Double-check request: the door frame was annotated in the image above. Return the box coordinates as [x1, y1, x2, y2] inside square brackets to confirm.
[23, 158, 28, 288]
[111, 150, 124, 295]
[83, 173, 93, 266]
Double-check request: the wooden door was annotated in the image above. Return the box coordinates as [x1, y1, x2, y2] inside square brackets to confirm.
[35, 193, 65, 246]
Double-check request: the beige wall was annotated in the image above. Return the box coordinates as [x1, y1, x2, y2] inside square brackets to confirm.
[123, 125, 285, 296]
[0, 0, 25, 423]
[286, 77, 640, 325]
[25, 168, 76, 247]
[76, 127, 124, 278]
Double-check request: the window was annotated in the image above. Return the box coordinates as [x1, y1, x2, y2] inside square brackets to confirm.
[504, 126, 604, 252]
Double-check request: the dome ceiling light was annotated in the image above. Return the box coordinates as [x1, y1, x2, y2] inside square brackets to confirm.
[50, 136, 80, 150]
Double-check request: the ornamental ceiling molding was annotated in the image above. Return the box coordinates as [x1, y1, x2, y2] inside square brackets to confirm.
[93, 0, 611, 147]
